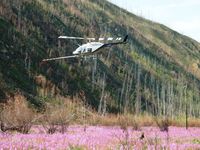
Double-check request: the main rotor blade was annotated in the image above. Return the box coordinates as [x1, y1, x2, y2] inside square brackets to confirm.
[58, 36, 95, 41]
[42, 55, 78, 61]
[58, 36, 123, 41]
[58, 36, 85, 40]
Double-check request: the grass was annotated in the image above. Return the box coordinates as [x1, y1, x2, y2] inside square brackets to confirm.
[193, 139, 200, 144]
[92, 114, 200, 127]
[69, 145, 86, 150]
[1, 93, 200, 129]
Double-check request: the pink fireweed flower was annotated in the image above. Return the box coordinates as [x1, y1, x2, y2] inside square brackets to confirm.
[0, 126, 200, 149]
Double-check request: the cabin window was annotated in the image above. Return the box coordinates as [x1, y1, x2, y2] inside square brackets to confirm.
[87, 48, 92, 52]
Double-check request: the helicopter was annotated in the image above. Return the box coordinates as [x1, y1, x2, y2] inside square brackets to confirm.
[42, 35, 128, 61]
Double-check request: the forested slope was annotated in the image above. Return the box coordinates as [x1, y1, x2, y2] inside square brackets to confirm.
[0, 0, 200, 117]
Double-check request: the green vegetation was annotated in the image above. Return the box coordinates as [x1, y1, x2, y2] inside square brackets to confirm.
[0, 0, 200, 119]
[193, 139, 200, 144]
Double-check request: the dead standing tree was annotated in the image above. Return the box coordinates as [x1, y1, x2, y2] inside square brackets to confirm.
[135, 63, 141, 115]
[98, 73, 106, 115]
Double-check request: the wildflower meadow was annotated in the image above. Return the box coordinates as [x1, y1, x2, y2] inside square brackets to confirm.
[0, 126, 200, 149]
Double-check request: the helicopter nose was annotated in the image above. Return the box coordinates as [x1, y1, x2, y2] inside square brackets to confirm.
[73, 51, 77, 55]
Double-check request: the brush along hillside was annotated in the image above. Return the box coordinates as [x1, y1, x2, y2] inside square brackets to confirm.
[0, 0, 200, 117]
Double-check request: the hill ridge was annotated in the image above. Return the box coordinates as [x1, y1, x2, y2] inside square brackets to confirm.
[0, 0, 200, 117]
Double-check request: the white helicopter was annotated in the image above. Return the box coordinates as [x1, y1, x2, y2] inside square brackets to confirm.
[42, 35, 128, 61]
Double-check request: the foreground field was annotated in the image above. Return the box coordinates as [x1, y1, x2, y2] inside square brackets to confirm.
[0, 126, 200, 149]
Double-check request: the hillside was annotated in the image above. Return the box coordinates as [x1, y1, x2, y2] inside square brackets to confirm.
[0, 0, 200, 118]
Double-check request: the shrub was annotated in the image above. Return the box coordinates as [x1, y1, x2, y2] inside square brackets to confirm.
[155, 117, 171, 132]
[42, 100, 74, 134]
[0, 93, 36, 134]
[119, 115, 140, 131]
